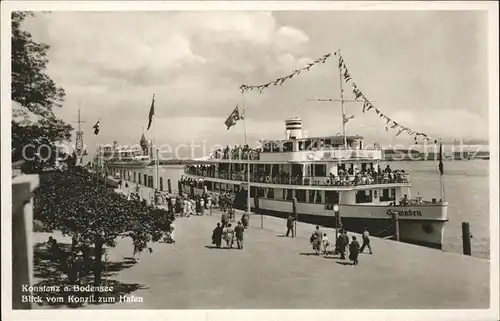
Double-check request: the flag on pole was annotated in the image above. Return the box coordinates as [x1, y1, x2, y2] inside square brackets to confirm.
[438, 141, 444, 175]
[224, 105, 243, 130]
[343, 114, 355, 124]
[147, 94, 155, 131]
[93, 120, 100, 135]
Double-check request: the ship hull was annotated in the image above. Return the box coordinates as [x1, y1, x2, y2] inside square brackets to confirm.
[182, 185, 447, 249]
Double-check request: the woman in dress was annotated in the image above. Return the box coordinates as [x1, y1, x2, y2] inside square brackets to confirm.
[349, 236, 360, 266]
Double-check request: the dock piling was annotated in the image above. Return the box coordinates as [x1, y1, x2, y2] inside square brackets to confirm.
[167, 179, 172, 194]
[292, 197, 297, 238]
[462, 222, 472, 256]
[177, 181, 182, 196]
[334, 210, 340, 240]
[391, 212, 400, 241]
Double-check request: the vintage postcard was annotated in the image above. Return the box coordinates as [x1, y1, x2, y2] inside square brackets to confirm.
[1, 1, 498, 321]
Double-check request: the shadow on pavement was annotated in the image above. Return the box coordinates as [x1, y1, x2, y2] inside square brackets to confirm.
[299, 252, 320, 256]
[335, 261, 354, 266]
[31, 242, 148, 308]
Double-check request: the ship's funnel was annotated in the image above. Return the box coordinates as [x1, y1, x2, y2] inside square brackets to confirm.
[285, 117, 303, 139]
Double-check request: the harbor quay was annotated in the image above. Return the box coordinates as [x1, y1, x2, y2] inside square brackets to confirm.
[32, 206, 489, 309]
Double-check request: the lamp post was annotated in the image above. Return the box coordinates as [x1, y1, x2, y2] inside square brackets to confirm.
[333, 204, 340, 241]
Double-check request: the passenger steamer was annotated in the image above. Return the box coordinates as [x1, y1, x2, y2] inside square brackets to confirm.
[97, 141, 152, 168]
[180, 118, 448, 249]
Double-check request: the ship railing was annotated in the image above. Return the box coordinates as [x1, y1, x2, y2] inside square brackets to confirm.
[183, 170, 410, 187]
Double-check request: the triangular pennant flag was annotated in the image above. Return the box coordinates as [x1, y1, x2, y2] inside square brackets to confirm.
[338, 56, 344, 69]
[391, 121, 399, 129]
[396, 127, 405, 136]
[147, 94, 155, 131]
[362, 100, 370, 113]
[343, 69, 351, 82]
[93, 120, 100, 135]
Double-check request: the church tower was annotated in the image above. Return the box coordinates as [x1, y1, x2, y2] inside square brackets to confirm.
[140, 129, 148, 156]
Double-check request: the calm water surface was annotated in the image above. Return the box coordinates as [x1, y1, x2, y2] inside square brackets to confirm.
[132, 160, 490, 259]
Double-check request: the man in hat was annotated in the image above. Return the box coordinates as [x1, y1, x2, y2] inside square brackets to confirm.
[234, 221, 245, 249]
[285, 213, 295, 237]
[73, 250, 84, 283]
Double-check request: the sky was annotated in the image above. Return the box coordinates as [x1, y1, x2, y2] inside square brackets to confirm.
[19, 10, 489, 158]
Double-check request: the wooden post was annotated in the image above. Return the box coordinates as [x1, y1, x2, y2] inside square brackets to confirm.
[392, 212, 400, 241]
[335, 210, 340, 241]
[254, 192, 262, 229]
[178, 181, 182, 196]
[160, 177, 164, 191]
[167, 178, 172, 194]
[292, 197, 297, 238]
[462, 222, 472, 256]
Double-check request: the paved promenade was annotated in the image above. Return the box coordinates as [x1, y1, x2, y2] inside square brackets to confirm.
[33, 210, 489, 309]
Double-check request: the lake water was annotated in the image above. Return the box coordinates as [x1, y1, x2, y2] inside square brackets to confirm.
[131, 160, 490, 259]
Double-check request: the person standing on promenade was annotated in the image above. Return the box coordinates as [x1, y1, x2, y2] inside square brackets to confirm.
[336, 229, 346, 259]
[212, 223, 223, 248]
[234, 221, 245, 249]
[169, 222, 176, 244]
[224, 223, 235, 249]
[214, 193, 219, 209]
[359, 227, 373, 254]
[242, 212, 250, 229]
[195, 197, 201, 215]
[220, 192, 226, 211]
[228, 204, 235, 222]
[208, 195, 213, 215]
[322, 233, 330, 256]
[310, 226, 322, 255]
[342, 229, 350, 257]
[183, 197, 189, 217]
[285, 213, 295, 237]
[200, 197, 205, 216]
[221, 210, 229, 227]
[349, 236, 360, 266]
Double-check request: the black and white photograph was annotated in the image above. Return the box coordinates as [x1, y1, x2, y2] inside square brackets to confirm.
[2, 1, 499, 320]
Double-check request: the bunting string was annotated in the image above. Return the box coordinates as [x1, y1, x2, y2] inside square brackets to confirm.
[240, 53, 333, 94]
[337, 52, 435, 143]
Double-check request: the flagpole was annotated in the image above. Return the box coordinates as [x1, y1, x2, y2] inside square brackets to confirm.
[338, 49, 347, 150]
[439, 139, 445, 201]
[241, 92, 253, 224]
[152, 94, 160, 204]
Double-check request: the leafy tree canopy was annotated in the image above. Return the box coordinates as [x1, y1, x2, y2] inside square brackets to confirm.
[11, 11, 73, 171]
[34, 170, 173, 284]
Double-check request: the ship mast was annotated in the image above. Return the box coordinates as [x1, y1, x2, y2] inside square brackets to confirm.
[338, 49, 347, 150]
[73, 107, 86, 166]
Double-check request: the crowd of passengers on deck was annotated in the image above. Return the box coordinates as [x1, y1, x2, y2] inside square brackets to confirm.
[210, 145, 260, 160]
[184, 164, 408, 187]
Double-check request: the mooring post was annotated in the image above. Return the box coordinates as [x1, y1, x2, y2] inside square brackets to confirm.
[392, 212, 400, 241]
[462, 222, 472, 256]
[333, 204, 340, 241]
[177, 181, 182, 196]
[167, 178, 172, 194]
[292, 197, 297, 238]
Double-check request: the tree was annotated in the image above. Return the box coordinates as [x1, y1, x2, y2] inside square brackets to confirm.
[34, 171, 172, 285]
[11, 11, 73, 171]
